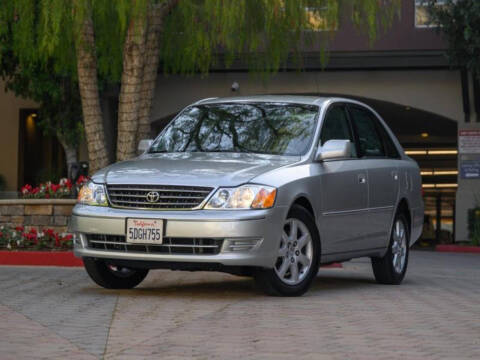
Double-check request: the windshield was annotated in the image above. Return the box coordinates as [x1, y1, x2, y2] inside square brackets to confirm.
[149, 103, 319, 156]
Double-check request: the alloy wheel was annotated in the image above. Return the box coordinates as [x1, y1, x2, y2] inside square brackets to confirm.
[274, 218, 313, 285]
[392, 219, 407, 274]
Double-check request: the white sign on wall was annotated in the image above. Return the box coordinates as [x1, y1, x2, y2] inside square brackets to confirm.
[459, 130, 480, 154]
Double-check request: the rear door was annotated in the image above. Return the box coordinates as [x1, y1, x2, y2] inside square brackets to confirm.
[317, 103, 370, 255]
[347, 104, 400, 250]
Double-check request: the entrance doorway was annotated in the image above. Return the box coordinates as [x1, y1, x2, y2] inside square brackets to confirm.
[18, 109, 66, 188]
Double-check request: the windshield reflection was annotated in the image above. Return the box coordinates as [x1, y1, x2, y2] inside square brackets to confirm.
[150, 103, 318, 156]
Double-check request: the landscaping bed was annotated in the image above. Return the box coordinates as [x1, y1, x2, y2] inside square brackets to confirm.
[0, 198, 76, 234]
[0, 251, 82, 267]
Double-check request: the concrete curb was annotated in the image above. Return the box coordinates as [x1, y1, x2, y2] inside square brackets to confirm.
[435, 245, 480, 254]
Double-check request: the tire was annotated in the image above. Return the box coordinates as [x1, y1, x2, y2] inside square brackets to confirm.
[83, 257, 149, 289]
[255, 205, 320, 296]
[371, 212, 410, 285]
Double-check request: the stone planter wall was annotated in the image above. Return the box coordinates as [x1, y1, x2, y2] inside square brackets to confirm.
[0, 199, 76, 233]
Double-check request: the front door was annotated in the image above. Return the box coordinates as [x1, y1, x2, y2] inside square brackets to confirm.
[348, 105, 400, 249]
[316, 104, 370, 255]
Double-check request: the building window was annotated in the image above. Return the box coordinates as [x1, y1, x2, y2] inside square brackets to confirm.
[304, 6, 338, 31]
[415, 0, 447, 28]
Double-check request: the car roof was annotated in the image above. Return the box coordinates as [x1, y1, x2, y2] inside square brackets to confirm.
[194, 95, 330, 106]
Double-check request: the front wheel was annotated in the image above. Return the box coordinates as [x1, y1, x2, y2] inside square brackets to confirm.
[83, 258, 149, 289]
[255, 205, 320, 296]
[371, 213, 409, 285]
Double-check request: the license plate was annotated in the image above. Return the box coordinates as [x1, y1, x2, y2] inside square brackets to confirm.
[126, 218, 163, 244]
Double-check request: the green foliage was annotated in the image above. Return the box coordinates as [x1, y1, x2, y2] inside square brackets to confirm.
[0, 7, 83, 150]
[161, 0, 401, 75]
[426, 0, 480, 77]
[0, 0, 401, 84]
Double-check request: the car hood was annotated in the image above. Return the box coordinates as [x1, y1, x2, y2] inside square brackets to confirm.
[92, 152, 301, 187]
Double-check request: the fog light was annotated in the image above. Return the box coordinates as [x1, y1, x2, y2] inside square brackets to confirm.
[223, 238, 262, 252]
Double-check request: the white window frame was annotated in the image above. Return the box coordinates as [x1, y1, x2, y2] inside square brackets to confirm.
[414, 0, 448, 28]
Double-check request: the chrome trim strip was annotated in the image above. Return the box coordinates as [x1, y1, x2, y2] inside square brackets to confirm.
[109, 194, 205, 200]
[112, 200, 200, 206]
[88, 240, 219, 249]
[71, 213, 267, 222]
[323, 205, 394, 216]
[107, 187, 211, 193]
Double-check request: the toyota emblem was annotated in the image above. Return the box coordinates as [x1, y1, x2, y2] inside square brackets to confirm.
[146, 191, 160, 203]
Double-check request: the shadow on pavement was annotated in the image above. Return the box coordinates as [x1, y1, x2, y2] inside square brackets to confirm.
[77, 269, 385, 298]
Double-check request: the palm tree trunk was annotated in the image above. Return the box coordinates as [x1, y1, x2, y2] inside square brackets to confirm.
[116, 12, 148, 161]
[75, 12, 109, 174]
[136, 0, 179, 144]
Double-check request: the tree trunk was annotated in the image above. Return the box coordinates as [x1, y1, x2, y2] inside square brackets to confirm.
[58, 137, 78, 180]
[116, 10, 148, 161]
[75, 12, 109, 174]
[136, 0, 179, 144]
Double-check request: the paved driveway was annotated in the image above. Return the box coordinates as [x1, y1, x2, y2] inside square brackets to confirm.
[0, 251, 479, 359]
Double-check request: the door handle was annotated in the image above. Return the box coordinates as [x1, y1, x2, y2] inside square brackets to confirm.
[358, 174, 366, 184]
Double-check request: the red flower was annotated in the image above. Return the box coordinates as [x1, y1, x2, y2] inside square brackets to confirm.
[51, 184, 60, 193]
[45, 228, 55, 237]
[76, 175, 90, 185]
[15, 226, 24, 232]
[65, 179, 73, 189]
[21, 184, 32, 194]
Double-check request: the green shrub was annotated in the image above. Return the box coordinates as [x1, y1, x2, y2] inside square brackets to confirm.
[467, 208, 480, 246]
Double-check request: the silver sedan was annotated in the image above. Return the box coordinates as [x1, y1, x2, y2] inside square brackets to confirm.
[71, 95, 424, 296]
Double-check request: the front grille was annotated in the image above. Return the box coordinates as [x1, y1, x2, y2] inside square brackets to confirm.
[86, 234, 223, 255]
[106, 184, 213, 210]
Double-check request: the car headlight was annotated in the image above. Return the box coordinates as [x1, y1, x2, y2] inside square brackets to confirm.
[77, 181, 108, 206]
[204, 185, 277, 210]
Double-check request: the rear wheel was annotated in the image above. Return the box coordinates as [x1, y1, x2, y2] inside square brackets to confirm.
[371, 212, 409, 285]
[83, 258, 149, 289]
[255, 205, 320, 296]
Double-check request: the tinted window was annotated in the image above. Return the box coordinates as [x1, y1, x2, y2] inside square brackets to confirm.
[377, 123, 400, 158]
[149, 103, 318, 156]
[320, 106, 353, 145]
[349, 107, 385, 157]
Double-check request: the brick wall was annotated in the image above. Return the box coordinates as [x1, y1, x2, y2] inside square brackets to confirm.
[0, 200, 76, 233]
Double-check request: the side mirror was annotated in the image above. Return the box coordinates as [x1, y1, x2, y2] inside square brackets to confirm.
[315, 139, 352, 161]
[137, 139, 153, 155]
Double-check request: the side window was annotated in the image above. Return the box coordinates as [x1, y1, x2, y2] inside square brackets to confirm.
[377, 123, 400, 159]
[349, 106, 385, 157]
[320, 105, 356, 157]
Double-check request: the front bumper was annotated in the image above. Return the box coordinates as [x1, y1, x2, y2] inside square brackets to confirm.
[70, 204, 288, 268]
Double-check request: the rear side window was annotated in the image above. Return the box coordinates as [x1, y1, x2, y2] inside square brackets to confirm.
[349, 106, 385, 157]
[376, 122, 400, 158]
